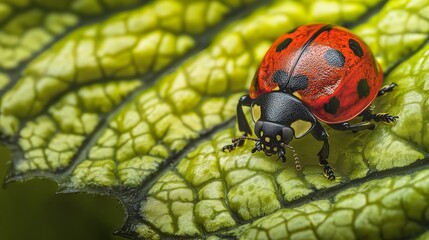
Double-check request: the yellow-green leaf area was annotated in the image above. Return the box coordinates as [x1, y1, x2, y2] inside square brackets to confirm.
[242, 167, 429, 240]
[140, 129, 282, 235]
[0, 72, 10, 90]
[357, 40, 429, 171]
[0, 10, 77, 69]
[304, 0, 381, 23]
[354, 0, 429, 70]
[135, 223, 161, 240]
[14, 80, 141, 173]
[387, 44, 429, 151]
[1, 0, 250, 134]
[142, 171, 200, 236]
[0, 0, 149, 70]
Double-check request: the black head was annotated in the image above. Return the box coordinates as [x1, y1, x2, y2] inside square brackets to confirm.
[254, 121, 293, 155]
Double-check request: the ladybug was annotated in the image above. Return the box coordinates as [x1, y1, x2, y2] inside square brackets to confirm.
[222, 24, 398, 180]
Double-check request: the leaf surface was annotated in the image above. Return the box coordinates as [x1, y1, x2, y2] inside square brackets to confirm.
[1, 0, 429, 239]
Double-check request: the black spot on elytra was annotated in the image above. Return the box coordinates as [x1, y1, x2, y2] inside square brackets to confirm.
[349, 39, 364, 57]
[324, 48, 345, 67]
[357, 78, 370, 99]
[276, 38, 293, 52]
[272, 70, 288, 87]
[289, 74, 309, 91]
[324, 96, 340, 115]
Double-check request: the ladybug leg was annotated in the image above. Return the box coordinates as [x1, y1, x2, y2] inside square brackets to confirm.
[360, 107, 399, 124]
[222, 95, 253, 152]
[236, 95, 253, 135]
[368, 113, 398, 123]
[222, 136, 245, 152]
[329, 122, 375, 132]
[359, 107, 374, 122]
[277, 145, 287, 163]
[377, 82, 397, 97]
[311, 121, 335, 180]
[251, 139, 262, 153]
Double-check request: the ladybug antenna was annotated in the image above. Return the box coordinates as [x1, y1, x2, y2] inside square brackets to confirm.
[284, 144, 301, 171]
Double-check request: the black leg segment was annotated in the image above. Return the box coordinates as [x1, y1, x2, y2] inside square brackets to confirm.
[329, 121, 375, 132]
[370, 113, 398, 123]
[311, 121, 335, 180]
[360, 106, 398, 124]
[236, 95, 253, 135]
[377, 82, 397, 97]
[360, 109, 398, 123]
[222, 135, 259, 152]
[277, 145, 286, 163]
[222, 95, 253, 152]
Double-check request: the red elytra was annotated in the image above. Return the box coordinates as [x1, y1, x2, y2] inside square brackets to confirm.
[249, 24, 383, 124]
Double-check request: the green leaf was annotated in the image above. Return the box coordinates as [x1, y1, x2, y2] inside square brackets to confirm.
[0, 0, 143, 70]
[1, 0, 429, 239]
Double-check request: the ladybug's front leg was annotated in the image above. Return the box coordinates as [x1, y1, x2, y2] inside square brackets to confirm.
[222, 95, 253, 152]
[222, 136, 245, 152]
[223, 135, 258, 152]
[311, 121, 335, 180]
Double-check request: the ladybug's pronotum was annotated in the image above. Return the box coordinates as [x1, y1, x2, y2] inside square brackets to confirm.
[223, 24, 398, 180]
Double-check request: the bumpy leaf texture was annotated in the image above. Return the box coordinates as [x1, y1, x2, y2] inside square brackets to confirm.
[1, 0, 429, 239]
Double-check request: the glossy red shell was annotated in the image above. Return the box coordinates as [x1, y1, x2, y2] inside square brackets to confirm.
[249, 24, 383, 124]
